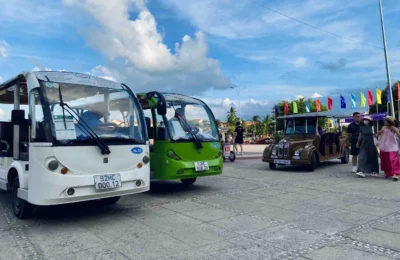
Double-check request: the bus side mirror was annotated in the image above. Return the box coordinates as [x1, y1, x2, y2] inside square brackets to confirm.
[157, 101, 166, 116]
[11, 110, 25, 125]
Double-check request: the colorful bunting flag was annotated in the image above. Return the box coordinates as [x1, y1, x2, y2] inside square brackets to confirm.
[274, 105, 279, 116]
[327, 97, 332, 111]
[284, 102, 289, 115]
[376, 89, 382, 104]
[398, 82, 400, 100]
[340, 95, 346, 109]
[368, 90, 373, 105]
[305, 101, 310, 113]
[351, 93, 356, 108]
[316, 100, 321, 112]
[293, 101, 298, 114]
[360, 92, 366, 108]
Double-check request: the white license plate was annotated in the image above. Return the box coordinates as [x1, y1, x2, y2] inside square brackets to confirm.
[223, 145, 230, 157]
[194, 162, 209, 172]
[274, 159, 291, 165]
[94, 174, 122, 190]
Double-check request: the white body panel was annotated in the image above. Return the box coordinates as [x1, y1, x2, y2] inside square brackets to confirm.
[24, 144, 149, 205]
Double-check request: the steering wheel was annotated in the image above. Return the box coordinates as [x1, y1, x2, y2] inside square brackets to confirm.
[191, 127, 200, 135]
[94, 122, 122, 134]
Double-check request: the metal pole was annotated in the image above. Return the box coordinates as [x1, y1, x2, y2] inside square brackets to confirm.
[378, 0, 395, 116]
[376, 103, 379, 130]
[238, 89, 241, 124]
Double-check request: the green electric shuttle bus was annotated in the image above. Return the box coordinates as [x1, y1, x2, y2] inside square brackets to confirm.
[138, 92, 223, 185]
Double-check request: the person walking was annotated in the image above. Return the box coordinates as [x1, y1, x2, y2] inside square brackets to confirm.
[376, 116, 400, 181]
[233, 122, 244, 155]
[345, 112, 363, 173]
[355, 116, 379, 178]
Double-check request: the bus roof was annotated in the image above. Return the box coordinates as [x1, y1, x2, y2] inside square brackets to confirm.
[278, 111, 351, 119]
[0, 71, 123, 105]
[161, 93, 204, 106]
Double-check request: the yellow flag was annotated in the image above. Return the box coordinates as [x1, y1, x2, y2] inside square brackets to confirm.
[360, 92, 366, 107]
[376, 89, 382, 104]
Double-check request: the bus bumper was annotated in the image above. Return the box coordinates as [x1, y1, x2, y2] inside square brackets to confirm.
[25, 166, 150, 206]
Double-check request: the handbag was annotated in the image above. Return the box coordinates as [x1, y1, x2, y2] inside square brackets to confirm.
[372, 127, 378, 146]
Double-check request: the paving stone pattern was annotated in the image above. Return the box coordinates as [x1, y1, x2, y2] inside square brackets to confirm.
[1, 159, 400, 259]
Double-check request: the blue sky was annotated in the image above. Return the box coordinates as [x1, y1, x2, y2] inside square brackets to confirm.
[0, 0, 399, 120]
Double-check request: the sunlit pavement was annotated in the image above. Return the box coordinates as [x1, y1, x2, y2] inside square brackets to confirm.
[1, 158, 400, 260]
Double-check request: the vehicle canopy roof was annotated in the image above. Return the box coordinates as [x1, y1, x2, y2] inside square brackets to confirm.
[278, 111, 351, 119]
[0, 71, 123, 105]
[138, 92, 206, 109]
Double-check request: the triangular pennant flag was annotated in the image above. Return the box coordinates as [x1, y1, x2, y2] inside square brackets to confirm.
[316, 100, 321, 112]
[305, 102, 310, 113]
[360, 92, 366, 107]
[351, 93, 356, 108]
[340, 95, 346, 109]
[293, 101, 298, 114]
[376, 89, 382, 104]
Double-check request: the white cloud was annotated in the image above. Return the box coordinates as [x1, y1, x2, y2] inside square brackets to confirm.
[291, 57, 308, 68]
[32, 66, 52, 71]
[295, 95, 304, 99]
[63, 0, 230, 94]
[311, 93, 322, 98]
[0, 40, 10, 58]
[202, 97, 270, 120]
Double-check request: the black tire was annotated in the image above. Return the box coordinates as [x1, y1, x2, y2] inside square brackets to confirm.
[181, 178, 197, 185]
[340, 148, 350, 164]
[269, 163, 276, 170]
[307, 152, 318, 172]
[229, 152, 236, 162]
[12, 177, 34, 219]
[101, 196, 120, 205]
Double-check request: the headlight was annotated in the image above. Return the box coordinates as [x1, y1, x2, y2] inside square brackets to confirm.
[272, 149, 277, 155]
[294, 149, 303, 156]
[48, 160, 59, 171]
[142, 155, 150, 164]
[305, 142, 313, 149]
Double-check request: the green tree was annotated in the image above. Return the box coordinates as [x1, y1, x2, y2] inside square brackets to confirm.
[263, 115, 273, 136]
[252, 115, 260, 136]
[227, 107, 238, 125]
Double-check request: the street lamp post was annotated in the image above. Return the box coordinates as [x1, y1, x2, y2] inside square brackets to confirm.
[231, 86, 245, 123]
[378, 0, 395, 116]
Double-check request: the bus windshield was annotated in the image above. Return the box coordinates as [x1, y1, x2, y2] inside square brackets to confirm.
[285, 118, 316, 135]
[162, 94, 219, 142]
[38, 81, 145, 145]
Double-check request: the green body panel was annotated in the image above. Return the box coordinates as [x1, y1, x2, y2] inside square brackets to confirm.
[138, 92, 223, 181]
[150, 141, 223, 180]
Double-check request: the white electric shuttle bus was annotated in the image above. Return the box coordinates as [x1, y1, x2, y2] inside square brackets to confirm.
[0, 71, 150, 219]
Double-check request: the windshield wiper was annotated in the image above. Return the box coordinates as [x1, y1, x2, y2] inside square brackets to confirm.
[175, 114, 202, 149]
[55, 85, 111, 155]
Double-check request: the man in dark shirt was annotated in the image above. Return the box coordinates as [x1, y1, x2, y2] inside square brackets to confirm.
[234, 122, 244, 155]
[346, 112, 363, 173]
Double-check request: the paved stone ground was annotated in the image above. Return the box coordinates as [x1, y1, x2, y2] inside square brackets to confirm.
[1, 158, 400, 260]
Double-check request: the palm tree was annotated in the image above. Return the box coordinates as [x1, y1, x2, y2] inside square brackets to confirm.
[227, 107, 237, 125]
[252, 115, 260, 137]
[263, 115, 272, 136]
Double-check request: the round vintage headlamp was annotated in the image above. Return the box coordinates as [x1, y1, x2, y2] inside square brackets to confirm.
[142, 155, 150, 164]
[294, 149, 303, 156]
[48, 160, 59, 171]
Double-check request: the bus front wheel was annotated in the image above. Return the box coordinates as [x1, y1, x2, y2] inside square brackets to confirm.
[12, 177, 34, 219]
[181, 178, 197, 185]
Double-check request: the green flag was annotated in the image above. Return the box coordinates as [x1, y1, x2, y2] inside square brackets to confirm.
[293, 101, 298, 114]
[360, 92, 366, 107]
